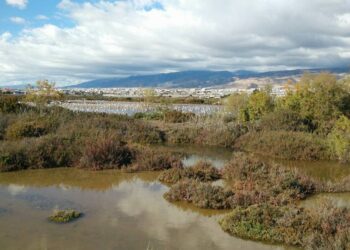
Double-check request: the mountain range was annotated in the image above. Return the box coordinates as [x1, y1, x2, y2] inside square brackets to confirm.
[67, 67, 349, 89]
[1, 67, 348, 90]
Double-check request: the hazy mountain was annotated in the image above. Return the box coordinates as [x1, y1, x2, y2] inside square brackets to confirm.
[68, 71, 236, 88]
[65, 67, 349, 89]
[0, 84, 28, 90]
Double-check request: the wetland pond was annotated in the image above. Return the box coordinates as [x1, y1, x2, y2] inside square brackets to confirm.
[0, 146, 349, 250]
[58, 100, 223, 116]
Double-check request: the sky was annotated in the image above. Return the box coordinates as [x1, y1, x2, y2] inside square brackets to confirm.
[0, 0, 350, 86]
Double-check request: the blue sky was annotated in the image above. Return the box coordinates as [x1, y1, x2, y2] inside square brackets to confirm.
[0, 0, 164, 36]
[0, 0, 94, 35]
[0, 0, 349, 86]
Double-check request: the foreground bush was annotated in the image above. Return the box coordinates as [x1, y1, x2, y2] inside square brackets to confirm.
[0, 140, 29, 172]
[0, 135, 79, 171]
[28, 135, 79, 169]
[222, 153, 316, 200]
[235, 131, 330, 160]
[159, 161, 221, 184]
[219, 202, 350, 250]
[164, 154, 317, 209]
[0, 95, 25, 113]
[164, 179, 235, 209]
[79, 136, 135, 170]
[164, 179, 269, 209]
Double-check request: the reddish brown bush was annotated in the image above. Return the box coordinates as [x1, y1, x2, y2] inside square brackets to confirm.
[159, 161, 221, 184]
[129, 147, 183, 171]
[79, 136, 135, 170]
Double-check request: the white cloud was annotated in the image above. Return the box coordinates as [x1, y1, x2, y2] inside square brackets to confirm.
[6, 0, 28, 9]
[1, 0, 350, 85]
[7, 184, 27, 195]
[111, 179, 271, 249]
[9, 16, 26, 24]
[35, 15, 49, 20]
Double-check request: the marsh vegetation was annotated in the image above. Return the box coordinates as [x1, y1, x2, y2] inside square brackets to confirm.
[0, 73, 349, 249]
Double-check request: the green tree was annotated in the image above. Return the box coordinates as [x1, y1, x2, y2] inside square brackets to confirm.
[25, 80, 64, 106]
[224, 93, 249, 121]
[225, 86, 275, 122]
[278, 73, 350, 132]
[245, 88, 274, 121]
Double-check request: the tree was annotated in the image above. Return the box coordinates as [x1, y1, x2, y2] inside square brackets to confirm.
[328, 115, 350, 163]
[224, 93, 249, 121]
[225, 87, 274, 122]
[277, 73, 350, 132]
[245, 88, 274, 121]
[25, 80, 64, 106]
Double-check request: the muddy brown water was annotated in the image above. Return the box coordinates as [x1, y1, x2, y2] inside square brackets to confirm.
[0, 146, 349, 250]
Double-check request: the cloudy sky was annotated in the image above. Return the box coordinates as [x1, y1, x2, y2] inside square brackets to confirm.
[1, 0, 350, 86]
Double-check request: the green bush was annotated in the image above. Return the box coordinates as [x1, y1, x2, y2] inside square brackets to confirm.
[0, 95, 24, 113]
[235, 131, 330, 160]
[257, 109, 310, 132]
[0, 141, 29, 172]
[5, 117, 56, 139]
[328, 115, 350, 163]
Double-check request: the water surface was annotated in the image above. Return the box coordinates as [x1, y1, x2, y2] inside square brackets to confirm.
[0, 169, 291, 250]
[59, 100, 222, 116]
[1, 146, 349, 250]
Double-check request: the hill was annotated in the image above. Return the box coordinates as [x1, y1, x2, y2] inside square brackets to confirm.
[55, 67, 350, 89]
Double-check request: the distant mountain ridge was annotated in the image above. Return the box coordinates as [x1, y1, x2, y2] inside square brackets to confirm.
[1, 68, 348, 90]
[68, 71, 236, 89]
[68, 67, 349, 89]
[0, 84, 28, 90]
